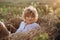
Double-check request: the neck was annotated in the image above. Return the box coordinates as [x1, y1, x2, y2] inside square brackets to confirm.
[24, 21, 34, 25]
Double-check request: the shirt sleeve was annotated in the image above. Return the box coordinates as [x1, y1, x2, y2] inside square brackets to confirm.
[30, 23, 40, 32]
[32, 23, 40, 30]
[15, 21, 25, 33]
[28, 23, 40, 37]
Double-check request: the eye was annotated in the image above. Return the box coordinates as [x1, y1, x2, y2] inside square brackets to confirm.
[25, 17, 29, 19]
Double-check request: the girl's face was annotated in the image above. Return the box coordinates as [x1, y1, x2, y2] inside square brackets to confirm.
[25, 16, 35, 24]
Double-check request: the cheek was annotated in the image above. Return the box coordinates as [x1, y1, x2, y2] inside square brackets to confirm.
[30, 19, 35, 22]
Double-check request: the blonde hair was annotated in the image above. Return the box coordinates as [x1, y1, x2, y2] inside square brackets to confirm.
[22, 6, 38, 22]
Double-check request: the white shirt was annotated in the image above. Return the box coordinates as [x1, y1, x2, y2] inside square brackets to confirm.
[16, 21, 40, 33]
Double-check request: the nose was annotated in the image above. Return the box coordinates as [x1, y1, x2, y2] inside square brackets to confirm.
[28, 17, 32, 20]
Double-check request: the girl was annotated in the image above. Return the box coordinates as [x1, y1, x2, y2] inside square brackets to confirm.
[15, 6, 40, 33]
[8, 6, 40, 40]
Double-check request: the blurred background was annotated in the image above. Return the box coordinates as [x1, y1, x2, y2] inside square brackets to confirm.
[0, 0, 60, 21]
[0, 0, 60, 40]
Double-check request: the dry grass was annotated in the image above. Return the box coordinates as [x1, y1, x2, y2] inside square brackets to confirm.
[8, 14, 59, 40]
[0, 13, 59, 40]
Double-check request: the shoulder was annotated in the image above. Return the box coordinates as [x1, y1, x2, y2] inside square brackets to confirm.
[33, 23, 40, 27]
[19, 21, 25, 28]
[20, 21, 25, 24]
[20, 21, 25, 25]
[30, 23, 40, 29]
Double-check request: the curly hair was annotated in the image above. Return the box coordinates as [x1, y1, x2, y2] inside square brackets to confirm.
[22, 6, 38, 22]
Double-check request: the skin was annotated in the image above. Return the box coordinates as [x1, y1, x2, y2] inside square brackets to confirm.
[25, 16, 35, 24]
[0, 22, 9, 39]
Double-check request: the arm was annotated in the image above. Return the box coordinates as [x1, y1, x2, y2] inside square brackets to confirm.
[29, 26, 40, 38]
[0, 22, 9, 39]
